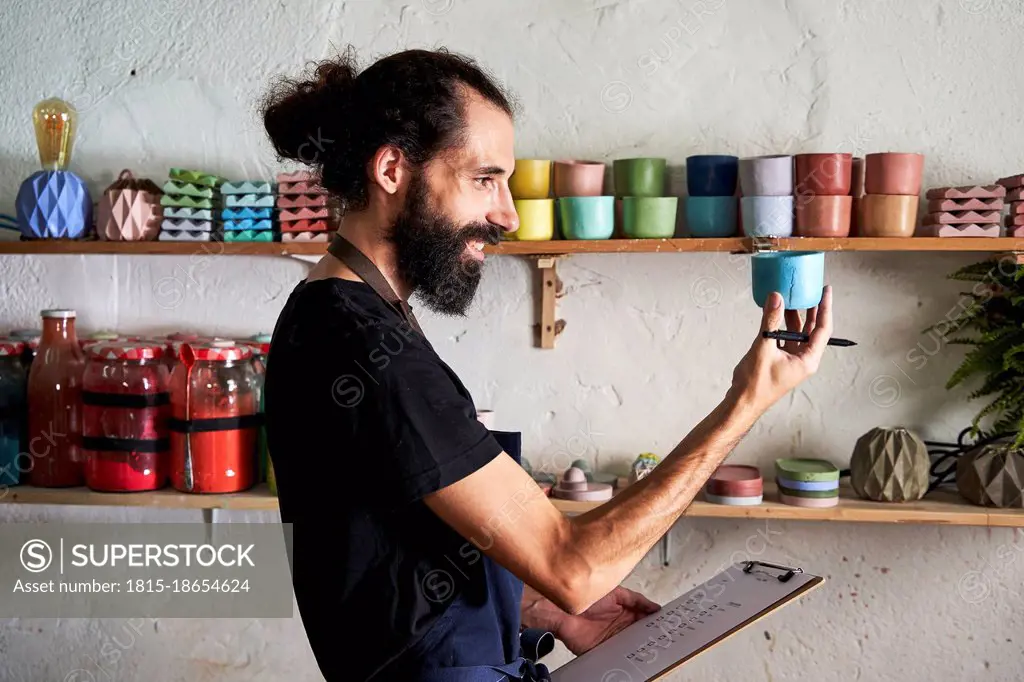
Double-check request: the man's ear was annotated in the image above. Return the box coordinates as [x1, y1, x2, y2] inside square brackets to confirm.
[368, 144, 407, 196]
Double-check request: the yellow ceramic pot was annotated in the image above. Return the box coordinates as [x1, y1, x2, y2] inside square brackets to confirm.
[509, 159, 552, 199]
[513, 199, 555, 240]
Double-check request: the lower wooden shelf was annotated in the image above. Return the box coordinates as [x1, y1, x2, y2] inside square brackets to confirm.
[2, 481, 1021, 527]
[550, 482, 1024, 528]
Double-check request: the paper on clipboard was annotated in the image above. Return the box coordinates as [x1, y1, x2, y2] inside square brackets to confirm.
[550, 561, 824, 682]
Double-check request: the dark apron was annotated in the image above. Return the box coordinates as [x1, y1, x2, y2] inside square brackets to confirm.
[328, 235, 552, 682]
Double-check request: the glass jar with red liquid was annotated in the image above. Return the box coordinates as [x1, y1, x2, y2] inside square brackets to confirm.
[82, 343, 171, 492]
[169, 341, 259, 493]
[27, 309, 86, 487]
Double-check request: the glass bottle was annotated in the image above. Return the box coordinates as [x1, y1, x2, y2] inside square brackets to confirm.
[0, 339, 28, 486]
[27, 309, 86, 487]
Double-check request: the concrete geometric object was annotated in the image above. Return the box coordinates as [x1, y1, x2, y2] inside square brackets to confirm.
[280, 220, 329, 233]
[165, 207, 214, 221]
[1006, 188, 1024, 202]
[553, 160, 605, 197]
[795, 195, 852, 237]
[161, 219, 213, 232]
[925, 185, 1006, 199]
[927, 198, 1004, 212]
[222, 207, 271, 221]
[509, 159, 552, 200]
[225, 194, 275, 209]
[739, 155, 793, 196]
[161, 180, 214, 199]
[775, 458, 840, 507]
[858, 194, 918, 237]
[95, 170, 163, 241]
[686, 196, 737, 237]
[921, 224, 1002, 238]
[741, 196, 794, 237]
[16, 98, 92, 239]
[1005, 214, 1024, 227]
[224, 231, 274, 242]
[281, 232, 328, 243]
[221, 181, 272, 195]
[276, 194, 329, 209]
[1008, 202, 1024, 214]
[159, 195, 213, 210]
[686, 155, 739, 197]
[850, 427, 930, 502]
[279, 207, 329, 222]
[864, 152, 925, 195]
[996, 173, 1024, 189]
[622, 197, 677, 238]
[923, 210, 1002, 224]
[168, 168, 225, 189]
[705, 464, 763, 505]
[559, 196, 615, 240]
[751, 251, 824, 310]
[552, 466, 613, 501]
[630, 453, 660, 484]
[613, 158, 667, 198]
[158, 230, 212, 242]
[277, 181, 328, 195]
[956, 442, 1024, 509]
[794, 153, 853, 196]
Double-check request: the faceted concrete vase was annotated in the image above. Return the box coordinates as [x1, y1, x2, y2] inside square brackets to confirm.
[96, 169, 163, 241]
[16, 170, 92, 239]
[956, 442, 1024, 508]
[850, 427, 930, 502]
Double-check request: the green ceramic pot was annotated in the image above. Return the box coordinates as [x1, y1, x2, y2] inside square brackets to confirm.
[558, 196, 615, 239]
[622, 197, 678, 238]
[613, 158, 667, 197]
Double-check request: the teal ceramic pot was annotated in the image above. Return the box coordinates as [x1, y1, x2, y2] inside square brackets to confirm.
[622, 197, 678, 238]
[751, 252, 825, 310]
[613, 158, 667, 197]
[559, 196, 614, 239]
[686, 196, 737, 237]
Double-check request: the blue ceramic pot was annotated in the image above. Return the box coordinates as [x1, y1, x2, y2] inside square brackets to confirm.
[686, 155, 739, 197]
[16, 171, 92, 239]
[686, 196, 737, 237]
[741, 196, 794, 237]
[751, 252, 825, 310]
[558, 196, 614, 239]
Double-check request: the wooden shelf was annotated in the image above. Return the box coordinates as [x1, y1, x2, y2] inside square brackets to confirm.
[0, 484, 279, 511]
[3, 481, 1021, 527]
[550, 482, 1024, 528]
[2, 237, 1024, 257]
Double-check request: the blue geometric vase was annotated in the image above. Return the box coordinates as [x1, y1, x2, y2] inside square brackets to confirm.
[16, 171, 92, 239]
[16, 97, 91, 239]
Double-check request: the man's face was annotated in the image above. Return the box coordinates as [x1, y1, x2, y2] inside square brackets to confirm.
[389, 90, 518, 317]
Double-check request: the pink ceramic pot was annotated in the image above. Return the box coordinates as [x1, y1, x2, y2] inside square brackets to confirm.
[553, 160, 606, 197]
[865, 153, 925, 196]
[795, 195, 852, 237]
[794, 153, 853, 196]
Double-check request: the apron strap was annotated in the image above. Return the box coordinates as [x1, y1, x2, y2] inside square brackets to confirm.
[327, 232, 424, 336]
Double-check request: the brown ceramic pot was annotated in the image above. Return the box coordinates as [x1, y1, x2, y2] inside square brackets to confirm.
[553, 160, 606, 197]
[865, 153, 925, 196]
[859, 194, 919, 237]
[794, 153, 853, 196]
[795, 195, 852, 237]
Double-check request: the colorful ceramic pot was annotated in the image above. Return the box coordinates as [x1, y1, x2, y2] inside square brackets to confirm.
[16, 172, 92, 239]
[509, 160, 551, 200]
[740, 196, 794, 237]
[739, 155, 793, 196]
[622, 197, 678, 238]
[865, 153, 925, 196]
[96, 169, 163, 241]
[794, 153, 853, 196]
[686, 196, 737, 237]
[613, 158, 666, 197]
[859, 194, 918, 237]
[795, 195, 852, 237]
[553, 160, 605, 197]
[559, 196, 614, 239]
[513, 199, 555, 240]
[751, 251, 825, 310]
[686, 155, 739, 197]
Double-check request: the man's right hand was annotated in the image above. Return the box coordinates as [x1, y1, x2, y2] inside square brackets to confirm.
[730, 286, 833, 415]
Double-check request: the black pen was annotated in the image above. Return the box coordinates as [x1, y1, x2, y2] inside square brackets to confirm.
[762, 330, 856, 347]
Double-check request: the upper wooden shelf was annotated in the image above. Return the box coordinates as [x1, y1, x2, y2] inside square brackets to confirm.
[3, 482, 1021, 527]
[1, 237, 1024, 257]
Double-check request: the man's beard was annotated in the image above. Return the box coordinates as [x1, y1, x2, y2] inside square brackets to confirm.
[389, 174, 502, 317]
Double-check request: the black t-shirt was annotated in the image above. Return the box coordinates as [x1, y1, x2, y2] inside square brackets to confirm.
[264, 278, 507, 681]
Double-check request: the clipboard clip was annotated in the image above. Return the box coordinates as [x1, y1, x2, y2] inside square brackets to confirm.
[742, 560, 803, 583]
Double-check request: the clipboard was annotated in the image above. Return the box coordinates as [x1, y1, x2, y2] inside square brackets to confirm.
[550, 561, 824, 682]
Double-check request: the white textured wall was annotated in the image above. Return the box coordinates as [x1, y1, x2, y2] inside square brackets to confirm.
[2, 0, 1024, 680]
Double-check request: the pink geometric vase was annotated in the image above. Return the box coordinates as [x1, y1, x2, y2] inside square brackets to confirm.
[96, 169, 163, 240]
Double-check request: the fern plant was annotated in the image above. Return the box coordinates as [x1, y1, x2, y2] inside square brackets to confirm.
[929, 258, 1024, 447]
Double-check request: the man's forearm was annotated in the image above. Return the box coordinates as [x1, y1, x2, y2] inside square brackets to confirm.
[557, 387, 761, 612]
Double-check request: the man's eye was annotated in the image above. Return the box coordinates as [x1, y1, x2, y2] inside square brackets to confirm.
[476, 177, 493, 187]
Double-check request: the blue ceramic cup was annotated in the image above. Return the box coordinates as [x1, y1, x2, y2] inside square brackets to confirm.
[686, 196, 737, 237]
[741, 196, 794, 237]
[558, 196, 614, 240]
[686, 155, 739, 197]
[751, 252, 825, 310]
